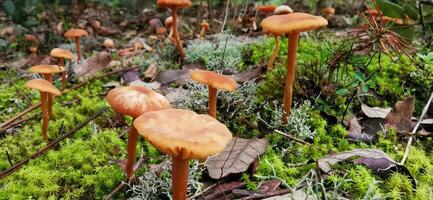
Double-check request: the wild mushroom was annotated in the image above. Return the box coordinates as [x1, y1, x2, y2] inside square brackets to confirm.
[256, 5, 277, 15]
[321, 7, 336, 19]
[64, 28, 88, 62]
[25, 34, 37, 56]
[103, 39, 114, 50]
[25, 79, 61, 141]
[165, 16, 174, 41]
[133, 109, 232, 200]
[107, 86, 171, 178]
[199, 21, 209, 39]
[50, 48, 73, 90]
[157, 0, 192, 62]
[261, 13, 327, 122]
[273, 5, 293, 15]
[190, 70, 237, 118]
[29, 65, 65, 119]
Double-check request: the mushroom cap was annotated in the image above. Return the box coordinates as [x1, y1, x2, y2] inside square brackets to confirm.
[156, 27, 167, 34]
[273, 5, 293, 15]
[25, 34, 37, 43]
[103, 39, 115, 49]
[321, 7, 335, 16]
[29, 65, 65, 74]
[190, 70, 237, 91]
[50, 48, 73, 59]
[261, 13, 328, 34]
[25, 79, 61, 96]
[64, 28, 89, 38]
[157, 0, 191, 9]
[133, 109, 233, 160]
[165, 16, 173, 27]
[29, 47, 37, 53]
[256, 5, 277, 13]
[107, 86, 171, 118]
[200, 21, 210, 30]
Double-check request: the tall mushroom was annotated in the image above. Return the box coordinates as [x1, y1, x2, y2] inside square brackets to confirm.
[25, 34, 37, 56]
[107, 86, 171, 178]
[261, 13, 327, 123]
[29, 65, 65, 119]
[190, 70, 237, 118]
[64, 28, 88, 63]
[157, 0, 191, 62]
[50, 48, 73, 90]
[133, 109, 232, 200]
[25, 79, 61, 141]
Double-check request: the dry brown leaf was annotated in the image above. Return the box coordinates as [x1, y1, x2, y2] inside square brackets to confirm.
[144, 62, 158, 80]
[26, 55, 56, 66]
[233, 66, 265, 82]
[154, 69, 192, 84]
[361, 104, 391, 119]
[74, 51, 112, 77]
[206, 137, 268, 179]
[385, 97, 415, 132]
[347, 116, 377, 143]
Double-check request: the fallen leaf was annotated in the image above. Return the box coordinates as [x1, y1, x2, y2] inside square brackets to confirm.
[385, 97, 415, 132]
[233, 66, 265, 82]
[121, 69, 140, 84]
[154, 69, 192, 84]
[361, 104, 391, 119]
[26, 55, 56, 66]
[129, 80, 161, 90]
[74, 51, 112, 77]
[206, 137, 268, 179]
[347, 116, 377, 143]
[144, 62, 158, 80]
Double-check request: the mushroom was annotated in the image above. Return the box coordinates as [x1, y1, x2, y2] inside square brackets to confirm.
[190, 70, 237, 118]
[29, 65, 65, 119]
[133, 109, 232, 200]
[157, 0, 192, 62]
[103, 39, 114, 49]
[25, 79, 61, 141]
[64, 28, 89, 62]
[50, 48, 73, 90]
[199, 21, 209, 38]
[256, 5, 277, 15]
[273, 5, 293, 15]
[107, 86, 171, 178]
[25, 34, 37, 56]
[321, 7, 335, 19]
[261, 13, 327, 123]
[165, 16, 174, 41]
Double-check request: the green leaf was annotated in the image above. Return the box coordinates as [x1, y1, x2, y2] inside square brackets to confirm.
[336, 88, 350, 96]
[376, 0, 405, 19]
[353, 71, 366, 82]
[361, 84, 370, 93]
[2, 0, 15, 16]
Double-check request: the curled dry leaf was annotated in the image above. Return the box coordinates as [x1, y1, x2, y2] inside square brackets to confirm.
[233, 66, 265, 82]
[361, 104, 391, 119]
[385, 96, 415, 132]
[206, 137, 268, 179]
[74, 51, 112, 77]
[347, 116, 377, 143]
[144, 62, 158, 80]
[154, 69, 192, 84]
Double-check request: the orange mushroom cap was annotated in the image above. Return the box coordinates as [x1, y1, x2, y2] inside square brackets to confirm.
[106, 86, 171, 118]
[29, 47, 38, 53]
[25, 79, 61, 96]
[156, 27, 167, 34]
[190, 70, 237, 91]
[261, 13, 328, 34]
[133, 109, 233, 160]
[29, 65, 65, 74]
[200, 21, 210, 30]
[321, 7, 335, 17]
[157, 0, 191, 9]
[50, 48, 73, 60]
[25, 34, 37, 43]
[103, 39, 115, 49]
[64, 28, 89, 38]
[256, 5, 277, 13]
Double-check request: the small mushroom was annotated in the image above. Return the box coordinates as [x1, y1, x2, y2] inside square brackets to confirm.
[133, 109, 232, 200]
[273, 5, 293, 15]
[261, 13, 327, 123]
[25, 34, 37, 56]
[157, 0, 192, 62]
[321, 7, 335, 19]
[190, 70, 237, 118]
[25, 79, 61, 141]
[199, 21, 209, 38]
[107, 86, 171, 178]
[29, 65, 65, 119]
[256, 5, 277, 14]
[165, 16, 174, 41]
[64, 28, 89, 62]
[50, 48, 73, 90]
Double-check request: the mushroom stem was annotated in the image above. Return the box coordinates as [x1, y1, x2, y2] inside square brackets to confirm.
[40, 92, 49, 141]
[172, 8, 185, 62]
[59, 58, 67, 90]
[75, 37, 82, 62]
[126, 124, 139, 178]
[267, 34, 280, 70]
[208, 86, 217, 118]
[169, 26, 174, 42]
[172, 156, 189, 200]
[282, 32, 300, 123]
[200, 27, 205, 38]
[44, 74, 55, 120]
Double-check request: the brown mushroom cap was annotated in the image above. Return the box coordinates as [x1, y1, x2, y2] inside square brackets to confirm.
[190, 70, 237, 91]
[50, 48, 74, 60]
[133, 109, 232, 160]
[256, 5, 277, 13]
[165, 17, 173, 27]
[103, 39, 115, 49]
[29, 65, 65, 74]
[261, 13, 327, 34]
[321, 7, 336, 16]
[25, 79, 61, 96]
[64, 28, 89, 38]
[107, 86, 171, 118]
[157, 0, 191, 9]
[200, 21, 210, 30]
[25, 34, 37, 43]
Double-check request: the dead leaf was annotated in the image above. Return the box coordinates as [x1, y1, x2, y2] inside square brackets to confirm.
[154, 69, 192, 84]
[144, 62, 158, 80]
[233, 66, 265, 82]
[206, 137, 268, 179]
[385, 97, 415, 132]
[347, 116, 377, 143]
[121, 69, 140, 84]
[26, 55, 56, 66]
[361, 104, 391, 119]
[74, 51, 112, 77]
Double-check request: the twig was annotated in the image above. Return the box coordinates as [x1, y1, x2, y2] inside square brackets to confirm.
[238, 188, 291, 200]
[400, 92, 433, 164]
[0, 107, 108, 180]
[5, 151, 12, 167]
[274, 130, 311, 146]
[0, 113, 39, 132]
[0, 104, 40, 128]
[220, 0, 230, 33]
[187, 183, 217, 200]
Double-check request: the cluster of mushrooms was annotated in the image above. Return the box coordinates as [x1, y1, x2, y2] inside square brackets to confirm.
[102, 1, 328, 200]
[20, 0, 328, 199]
